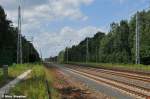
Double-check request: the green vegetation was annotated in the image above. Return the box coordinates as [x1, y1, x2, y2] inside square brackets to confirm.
[69, 62, 150, 71]
[9, 64, 60, 99]
[0, 64, 32, 87]
[10, 65, 48, 99]
[0, 5, 40, 66]
[57, 10, 150, 65]
[8, 64, 32, 78]
[45, 67, 60, 99]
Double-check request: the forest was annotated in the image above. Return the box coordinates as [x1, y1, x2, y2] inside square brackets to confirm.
[0, 6, 40, 65]
[58, 10, 150, 65]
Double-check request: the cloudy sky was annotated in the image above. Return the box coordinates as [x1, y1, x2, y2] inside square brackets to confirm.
[0, 0, 149, 58]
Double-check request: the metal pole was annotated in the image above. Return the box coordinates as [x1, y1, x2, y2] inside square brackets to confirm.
[27, 41, 29, 63]
[69, 40, 71, 62]
[39, 48, 42, 62]
[26, 36, 33, 63]
[30, 37, 33, 59]
[86, 38, 89, 63]
[96, 46, 98, 63]
[136, 11, 140, 64]
[66, 40, 71, 63]
[66, 47, 68, 63]
[98, 37, 101, 62]
[17, 3, 22, 64]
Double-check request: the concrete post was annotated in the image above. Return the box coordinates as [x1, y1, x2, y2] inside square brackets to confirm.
[3, 65, 8, 81]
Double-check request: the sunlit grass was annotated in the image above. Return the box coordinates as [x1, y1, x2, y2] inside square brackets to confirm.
[0, 64, 32, 87]
[10, 64, 60, 99]
[10, 64, 48, 99]
[9, 64, 33, 78]
[95, 63, 150, 71]
[68, 62, 150, 71]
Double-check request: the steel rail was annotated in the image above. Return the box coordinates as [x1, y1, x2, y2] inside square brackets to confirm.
[69, 65, 150, 83]
[64, 67, 150, 99]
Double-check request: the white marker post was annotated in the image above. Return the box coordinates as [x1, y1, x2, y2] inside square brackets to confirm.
[3, 65, 8, 81]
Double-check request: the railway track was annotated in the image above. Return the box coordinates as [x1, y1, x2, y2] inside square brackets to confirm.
[68, 65, 150, 83]
[86, 67, 150, 82]
[63, 65, 150, 99]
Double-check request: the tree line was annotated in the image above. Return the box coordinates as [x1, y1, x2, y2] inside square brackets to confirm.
[0, 6, 40, 65]
[57, 10, 150, 65]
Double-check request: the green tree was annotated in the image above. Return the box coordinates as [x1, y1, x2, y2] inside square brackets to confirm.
[0, 5, 40, 65]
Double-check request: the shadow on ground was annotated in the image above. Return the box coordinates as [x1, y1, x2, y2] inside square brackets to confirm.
[58, 87, 90, 99]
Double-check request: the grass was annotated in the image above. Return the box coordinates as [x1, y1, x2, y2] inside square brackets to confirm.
[45, 67, 60, 99]
[0, 64, 32, 88]
[9, 64, 33, 78]
[9, 64, 60, 99]
[68, 62, 150, 72]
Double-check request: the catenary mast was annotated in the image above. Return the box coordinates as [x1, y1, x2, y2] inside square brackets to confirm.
[17, 0, 22, 64]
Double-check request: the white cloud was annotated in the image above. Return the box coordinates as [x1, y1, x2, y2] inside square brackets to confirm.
[0, 0, 94, 26]
[0, 0, 97, 58]
[34, 26, 104, 57]
[48, 0, 93, 20]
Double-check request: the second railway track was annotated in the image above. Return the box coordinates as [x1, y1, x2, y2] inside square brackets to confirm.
[67, 64, 150, 83]
[63, 64, 150, 99]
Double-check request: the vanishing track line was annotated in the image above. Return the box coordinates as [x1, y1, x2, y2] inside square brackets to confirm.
[64, 65, 150, 99]
[69, 65, 150, 83]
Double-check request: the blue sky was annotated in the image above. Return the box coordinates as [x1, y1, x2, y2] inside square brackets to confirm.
[0, 0, 149, 58]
